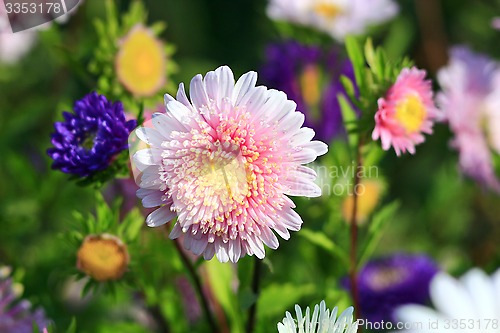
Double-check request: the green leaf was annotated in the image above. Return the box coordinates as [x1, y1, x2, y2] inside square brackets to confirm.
[257, 283, 316, 318]
[299, 229, 349, 265]
[66, 318, 77, 333]
[345, 37, 365, 92]
[364, 38, 376, 71]
[359, 201, 400, 266]
[338, 94, 359, 150]
[204, 259, 243, 333]
[340, 75, 356, 100]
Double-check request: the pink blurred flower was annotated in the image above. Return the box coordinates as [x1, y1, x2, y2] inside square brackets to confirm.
[131, 65, 327, 262]
[372, 67, 439, 156]
[437, 47, 500, 192]
[492, 17, 500, 30]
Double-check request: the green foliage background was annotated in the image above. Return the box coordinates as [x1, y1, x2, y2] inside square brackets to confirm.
[0, 0, 499, 332]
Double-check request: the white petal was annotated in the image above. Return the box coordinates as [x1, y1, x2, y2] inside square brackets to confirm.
[176, 83, 192, 107]
[135, 127, 166, 147]
[228, 239, 242, 263]
[134, 148, 162, 166]
[215, 239, 230, 262]
[146, 206, 176, 227]
[460, 268, 496, 319]
[232, 71, 257, 105]
[189, 74, 209, 109]
[300, 141, 328, 156]
[430, 272, 476, 319]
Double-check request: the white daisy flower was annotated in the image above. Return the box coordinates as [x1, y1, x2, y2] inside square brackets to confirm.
[266, 0, 398, 42]
[393, 268, 500, 333]
[278, 300, 359, 333]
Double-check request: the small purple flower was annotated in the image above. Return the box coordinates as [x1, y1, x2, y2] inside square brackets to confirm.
[260, 41, 357, 142]
[348, 254, 439, 326]
[48, 92, 137, 177]
[0, 267, 51, 333]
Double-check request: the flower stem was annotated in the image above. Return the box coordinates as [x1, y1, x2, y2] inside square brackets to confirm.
[245, 257, 262, 333]
[172, 238, 218, 332]
[349, 140, 363, 326]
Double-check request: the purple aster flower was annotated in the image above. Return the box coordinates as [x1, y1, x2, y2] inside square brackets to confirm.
[0, 267, 51, 333]
[346, 254, 439, 326]
[437, 47, 500, 192]
[260, 40, 357, 142]
[48, 92, 137, 177]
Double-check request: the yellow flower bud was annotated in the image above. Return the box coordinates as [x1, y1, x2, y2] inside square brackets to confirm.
[77, 234, 129, 281]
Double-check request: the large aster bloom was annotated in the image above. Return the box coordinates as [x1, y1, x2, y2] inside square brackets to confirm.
[393, 268, 500, 333]
[0, 267, 51, 333]
[354, 254, 439, 324]
[267, 0, 398, 42]
[372, 67, 439, 156]
[261, 41, 355, 142]
[437, 47, 500, 192]
[132, 65, 328, 262]
[48, 92, 137, 177]
[277, 301, 358, 333]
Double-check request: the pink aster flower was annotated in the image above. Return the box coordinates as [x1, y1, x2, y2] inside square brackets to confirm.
[437, 47, 500, 192]
[372, 67, 439, 156]
[131, 65, 328, 262]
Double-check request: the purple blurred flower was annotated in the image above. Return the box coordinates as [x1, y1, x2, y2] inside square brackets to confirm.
[48, 92, 137, 177]
[348, 254, 439, 325]
[437, 47, 500, 192]
[0, 267, 51, 333]
[260, 40, 357, 142]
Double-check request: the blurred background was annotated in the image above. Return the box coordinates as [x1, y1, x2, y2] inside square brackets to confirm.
[1, 0, 500, 332]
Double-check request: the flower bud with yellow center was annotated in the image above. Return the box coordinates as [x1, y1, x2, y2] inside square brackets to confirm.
[395, 94, 427, 134]
[115, 25, 166, 97]
[77, 234, 129, 281]
[342, 179, 383, 225]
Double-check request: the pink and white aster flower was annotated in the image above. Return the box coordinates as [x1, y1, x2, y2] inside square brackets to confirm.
[267, 0, 398, 42]
[372, 67, 439, 156]
[131, 65, 328, 262]
[437, 47, 500, 192]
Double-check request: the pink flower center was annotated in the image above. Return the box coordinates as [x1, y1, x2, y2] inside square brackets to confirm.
[395, 94, 427, 133]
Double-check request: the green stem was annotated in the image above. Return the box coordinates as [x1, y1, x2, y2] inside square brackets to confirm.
[172, 239, 218, 332]
[245, 257, 262, 333]
[349, 139, 363, 328]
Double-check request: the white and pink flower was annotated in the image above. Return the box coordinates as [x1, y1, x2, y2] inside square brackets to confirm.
[437, 47, 500, 192]
[131, 66, 327, 262]
[372, 67, 439, 156]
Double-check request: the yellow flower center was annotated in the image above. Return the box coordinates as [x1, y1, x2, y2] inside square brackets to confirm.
[394, 95, 427, 134]
[77, 234, 129, 281]
[313, 2, 343, 20]
[116, 25, 166, 97]
[197, 144, 250, 207]
[300, 65, 322, 113]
